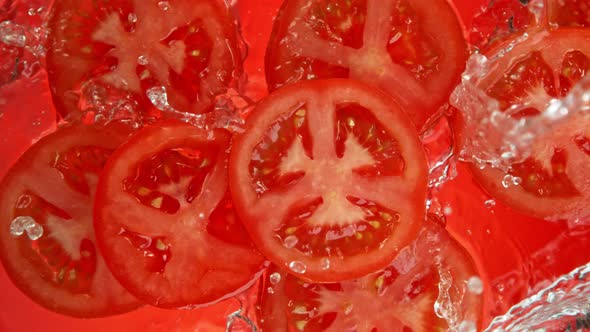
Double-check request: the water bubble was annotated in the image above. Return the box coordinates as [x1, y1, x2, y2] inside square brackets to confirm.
[128, 13, 138, 23]
[501, 174, 514, 188]
[137, 55, 149, 65]
[288, 261, 307, 274]
[458, 320, 477, 332]
[467, 276, 484, 295]
[484, 199, 496, 209]
[0, 21, 27, 47]
[10, 216, 44, 240]
[283, 235, 298, 249]
[266, 287, 274, 294]
[320, 257, 330, 270]
[512, 176, 523, 186]
[269, 272, 281, 285]
[158, 1, 170, 11]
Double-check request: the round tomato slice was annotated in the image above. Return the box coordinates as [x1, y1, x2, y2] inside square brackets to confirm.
[0, 123, 140, 318]
[265, 0, 467, 130]
[94, 122, 265, 308]
[229, 79, 428, 282]
[259, 221, 484, 332]
[456, 28, 590, 220]
[47, 0, 242, 118]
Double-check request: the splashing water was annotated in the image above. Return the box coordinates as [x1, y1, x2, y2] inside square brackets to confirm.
[485, 263, 590, 331]
[450, 31, 590, 171]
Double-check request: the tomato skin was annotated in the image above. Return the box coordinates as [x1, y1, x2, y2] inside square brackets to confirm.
[265, 0, 468, 131]
[229, 79, 428, 283]
[94, 121, 265, 308]
[46, 0, 243, 118]
[0, 124, 140, 318]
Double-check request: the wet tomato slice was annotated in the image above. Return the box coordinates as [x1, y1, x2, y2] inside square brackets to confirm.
[47, 0, 242, 118]
[0, 123, 139, 318]
[259, 221, 484, 332]
[456, 29, 590, 220]
[229, 79, 428, 282]
[265, 0, 467, 130]
[94, 122, 265, 308]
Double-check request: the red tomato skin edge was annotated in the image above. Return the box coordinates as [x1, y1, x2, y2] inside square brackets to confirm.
[228, 79, 428, 283]
[0, 125, 141, 318]
[93, 121, 266, 309]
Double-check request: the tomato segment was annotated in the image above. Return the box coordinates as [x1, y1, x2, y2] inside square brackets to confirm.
[266, 0, 467, 130]
[457, 29, 590, 220]
[230, 79, 428, 282]
[0, 124, 139, 317]
[547, 0, 590, 27]
[94, 122, 265, 308]
[259, 221, 484, 331]
[47, 0, 241, 118]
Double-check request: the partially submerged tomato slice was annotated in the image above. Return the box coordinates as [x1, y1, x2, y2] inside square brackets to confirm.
[265, 0, 467, 130]
[456, 29, 590, 220]
[94, 122, 265, 308]
[0, 124, 139, 317]
[229, 79, 428, 282]
[260, 221, 484, 332]
[47, 0, 241, 118]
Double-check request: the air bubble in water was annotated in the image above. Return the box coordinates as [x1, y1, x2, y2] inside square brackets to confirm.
[501, 174, 514, 188]
[158, 1, 170, 11]
[484, 199, 496, 209]
[288, 261, 307, 274]
[467, 276, 484, 295]
[269, 272, 281, 285]
[10, 216, 44, 240]
[283, 235, 298, 249]
[128, 13, 138, 23]
[320, 257, 330, 270]
[266, 287, 274, 294]
[0, 21, 27, 47]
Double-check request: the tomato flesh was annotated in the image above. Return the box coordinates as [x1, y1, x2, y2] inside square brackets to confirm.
[266, 0, 467, 130]
[230, 79, 428, 282]
[94, 122, 265, 308]
[47, 0, 241, 118]
[548, 0, 590, 27]
[0, 124, 140, 317]
[260, 221, 484, 332]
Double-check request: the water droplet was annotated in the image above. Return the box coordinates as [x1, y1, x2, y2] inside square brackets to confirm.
[467, 276, 484, 295]
[10, 216, 44, 240]
[283, 235, 298, 249]
[128, 13, 138, 23]
[269, 272, 281, 285]
[320, 257, 330, 270]
[158, 1, 170, 11]
[501, 174, 514, 188]
[288, 261, 307, 274]
[458, 320, 477, 332]
[137, 55, 149, 65]
[484, 199, 496, 209]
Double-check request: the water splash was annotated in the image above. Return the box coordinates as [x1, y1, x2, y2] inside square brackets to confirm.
[10, 215, 44, 240]
[485, 263, 590, 331]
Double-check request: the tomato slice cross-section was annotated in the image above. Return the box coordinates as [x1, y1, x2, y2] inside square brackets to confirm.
[94, 122, 265, 308]
[230, 79, 428, 282]
[265, 0, 467, 130]
[0, 124, 140, 317]
[47, 0, 242, 118]
[259, 221, 485, 332]
[455, 28, 590, 220]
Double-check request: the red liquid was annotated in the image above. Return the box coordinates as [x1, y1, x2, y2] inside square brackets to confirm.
[2, 0, 589, 330]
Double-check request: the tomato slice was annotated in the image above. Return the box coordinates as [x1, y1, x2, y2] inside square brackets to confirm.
[229, 79, 428, 282]
[265, 0, 467, 130]
[456, 28, 590, 220]
[94, 122, 265, 308]
[0, 123, 140, 317]
[47, 0, 242, 118]
[259, 221, 484, 332]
